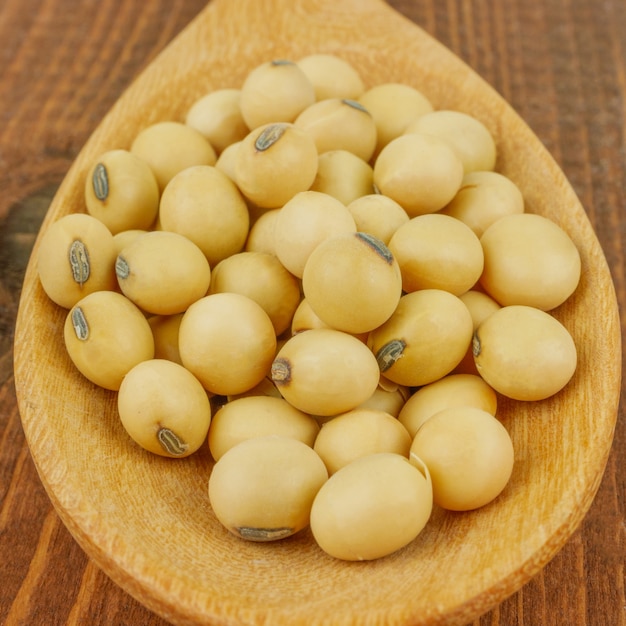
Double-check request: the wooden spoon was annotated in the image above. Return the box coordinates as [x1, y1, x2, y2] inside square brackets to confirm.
[14, 0, 621, 624]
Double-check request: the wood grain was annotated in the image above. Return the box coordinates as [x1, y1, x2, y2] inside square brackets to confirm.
[1, 0, 625, 625]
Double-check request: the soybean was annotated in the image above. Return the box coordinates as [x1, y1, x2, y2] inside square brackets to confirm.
[63, 290, 154, 390]
[208, 436, 328, 542]
[84, 149, 160, 234]
[37, 213, 118, 309]
[410, 407, 514, 511]
[118, 359, 211, 458]
[310, 453, 432, 561]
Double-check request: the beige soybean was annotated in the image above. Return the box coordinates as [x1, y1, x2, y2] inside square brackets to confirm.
[310, 452, 432, 561]
[244, 208, 280, 256]
[368, 289, 473, 387]
[405, 110, 497, 173]
[479, 213, 581, 311]
[130, 121, 216, 191]
[294, 98, 377, 162]
[37, 213, 118, 309]
[398, 373, 497, 438]
[63, 290, 154, 390]
[309, 150, 375, 205]
[459, 289, 502, 324]
[84, 149, 160, 234]
[239, 59, 316, 129]
[179, 293, 277, 396]
[116, 230, 211, 315]
[440, 170, 525, 237]
[473, 304, 577, 401]
[388, 213, 484, 295]
[208, 436, 328, 542]
[226, 376, 282, 402]
[357, 383, 410, 417]
[291, 298, 331, 334]
[302, 232, 403, 334]
[290, 298, 368, 344]
[273, 190, 356, 278]
[118, 359, 211, 458]
[185, 88, 249, 154]
[159, 165, 249, 266]
[296, 54, 365, 101]
[358, 82, 434, 156]
[148, 313, 184, 365]
[454, 289, 502, 375]
[347, 194, 410, 245]
[271, 328, 380, 416]
[208, 251, 301, 335]
[373, 133, 464, 216]
[214, 140, 241, 182]
[208, 395, 319, 461]
[235, 122, 318, 209]
[314, 409, 412, 475]
[112, 229, 148, 256]
[410, 407, 514, 511]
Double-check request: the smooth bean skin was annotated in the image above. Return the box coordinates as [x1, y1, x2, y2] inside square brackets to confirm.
[118, 359, 211, 458]
[440, 170, 524, 238]
[148, 313, 184, 365]
[398, 373, 497, 438]
[388, 213, 484, 295]
[368, 289, 473, 387]
[214, 140, 241, 182]
[309, 150, 375, 205]
[185, 88, 249, 154]
[454, 290, 502, 375]
[356, 383, 410, 417]
[459, 289, 502, 326]
[208, 395, 319, 461]
[310, 452, 432, 561]
[347, 194, 409, 245]
[358, 82, 434, 156]
[235, 122, 318, 209]
[473, 304, 577, 401]
[296, 54, 365, 101]
[479, 213, 581, 311]
[271, 328, 380, 416]
[208, 436, 328, 542]
[294, 98, 377, 162]
[273, 190, 356, 278]
[112, 229, 148, 256]
[405, 110, 497, 173]
[159, 165, 250, 267]
[130, 121, 217, 191]
[179, 293, 277, 396]
[373, 133, 464, 216]
[63, 290, 155, 390]
[302, 232, 402, 334]
[226, 376, 283, 402]
[208, 251, 301, 335]
[244, 208, 280, 256]
[37, 213, 118, 309]
[239, 60, 316, 129]
[291, 298, 333, 334]
[116, 230, 211, 315]
[290, 298, 369, 344]
[410, 407, 514, 511]
[84, 149, 160, 234]
[313, 409, 412, 475]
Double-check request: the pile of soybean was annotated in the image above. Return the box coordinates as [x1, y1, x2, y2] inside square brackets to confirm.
[37, 54, 581, 562]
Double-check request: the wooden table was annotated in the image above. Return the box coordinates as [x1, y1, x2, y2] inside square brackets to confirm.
[1, 0, 624, 624]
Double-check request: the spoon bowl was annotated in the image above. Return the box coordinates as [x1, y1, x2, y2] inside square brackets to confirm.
[14, 0, 621, 624]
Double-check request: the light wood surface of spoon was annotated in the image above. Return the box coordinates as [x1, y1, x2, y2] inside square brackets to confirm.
[13, 0, 621, 624]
